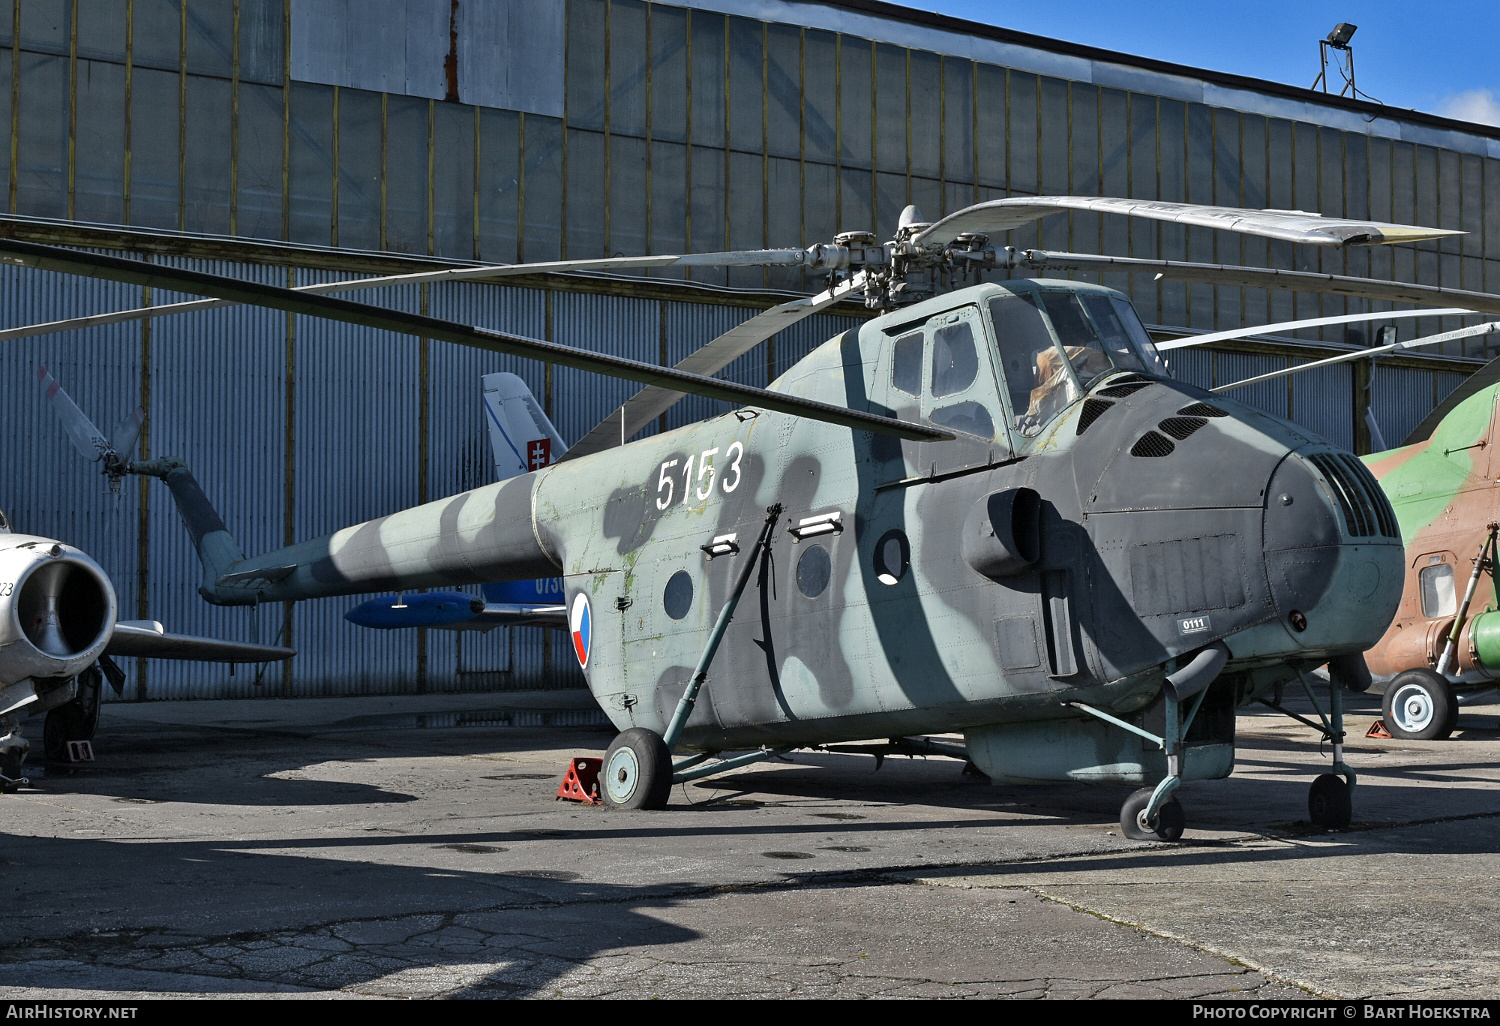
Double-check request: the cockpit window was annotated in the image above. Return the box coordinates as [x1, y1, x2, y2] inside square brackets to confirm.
[988, 294, 1078, 438]
[1101, 296, 1169, 377]
[1037, 292, 1128, 390]
[931, 321, 979, 398]
[892, 331, 923, 397]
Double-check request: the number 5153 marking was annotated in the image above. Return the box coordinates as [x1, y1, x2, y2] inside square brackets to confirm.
[655, 441, 744, 509]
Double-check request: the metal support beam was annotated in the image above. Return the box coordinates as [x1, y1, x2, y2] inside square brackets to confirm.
[662, 503, 783, 751]
[1067, 701, 1165, 749]
[671, 746, 790, 785]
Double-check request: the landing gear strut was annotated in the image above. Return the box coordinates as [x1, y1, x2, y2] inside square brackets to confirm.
[1072, 641, 1231, 844]
[0, 713, 28, 794]
[599, 505, 783, 812]
[1256, 666, 1358, 829]
[44, 664, 103, 762]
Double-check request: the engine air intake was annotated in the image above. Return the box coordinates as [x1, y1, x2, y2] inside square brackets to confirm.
[1157, 416, 1208, 441]
[1307, 452, 1400, 539]
[1177, 402, 1229, 418]
[1075, 398, 1114, 435]
[1130, 431, 1176, 458]
[1099, 382, 1151, 399]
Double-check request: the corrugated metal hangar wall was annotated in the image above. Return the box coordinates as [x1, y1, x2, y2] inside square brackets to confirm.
[0, 0, 1493, 699]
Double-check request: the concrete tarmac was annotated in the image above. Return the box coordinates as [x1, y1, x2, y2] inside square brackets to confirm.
[1, 685, 1498, 999]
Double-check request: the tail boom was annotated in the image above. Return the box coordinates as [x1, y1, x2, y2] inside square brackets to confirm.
[164, 472, 557, 607]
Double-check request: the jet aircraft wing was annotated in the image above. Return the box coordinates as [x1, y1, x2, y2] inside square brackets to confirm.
[105, 620, 295, 662]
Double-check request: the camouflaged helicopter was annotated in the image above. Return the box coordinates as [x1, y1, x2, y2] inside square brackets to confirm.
[9, 195, 1492, 840]
[1353, 355, 1500, 741]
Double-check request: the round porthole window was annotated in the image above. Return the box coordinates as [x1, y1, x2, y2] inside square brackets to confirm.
[796, 544, 832, 598]
[873, 529, 909, 585]
[663, 570, 694, 620]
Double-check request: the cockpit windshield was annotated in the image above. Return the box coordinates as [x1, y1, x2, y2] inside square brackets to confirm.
[988, 288, 1167, 438]
[1036, 291, 1168, 386]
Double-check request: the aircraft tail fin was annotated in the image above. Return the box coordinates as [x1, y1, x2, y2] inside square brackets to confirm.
[38, 364, 248, 600]
[482, 372, 566, 480]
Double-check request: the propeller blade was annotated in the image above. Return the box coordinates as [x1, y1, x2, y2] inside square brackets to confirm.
[1, 240, 946, 443]
[0, 249, 816, 344]
[110, 405, 146, 461]
[1022, 251, 1500, 317]
[1212, 321, 1500, 394]
[918, 196, 1465, 249]
[1157, 307, 1479, 351]
[562, 272, 868, 460]
[36, 365, 110, 461]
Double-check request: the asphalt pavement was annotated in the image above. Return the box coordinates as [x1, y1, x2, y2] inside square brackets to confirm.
[2, 684, 1498, 999]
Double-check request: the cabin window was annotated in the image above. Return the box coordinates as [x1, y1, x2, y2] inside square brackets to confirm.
[1420, 562, 1457, 619]
[930, 401, 994, 438]
[892, 331, 923, 396]
[873, 529, 909, 585]
[931, 321, 979, 397]
[796, 544, 832, 598]
[989, 294, 1076, 437]
[663, 570, 694, 620]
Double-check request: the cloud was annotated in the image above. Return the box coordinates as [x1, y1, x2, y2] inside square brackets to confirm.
[1436, 89, 1500, 127]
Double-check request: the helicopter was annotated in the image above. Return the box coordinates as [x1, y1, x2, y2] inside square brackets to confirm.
[8, 196, 1485, 840]
[1340, 354, 1500, 741]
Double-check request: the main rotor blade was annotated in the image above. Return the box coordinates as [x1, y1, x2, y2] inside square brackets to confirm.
[562, 272, 868, 461]
[1157, 307, 1479, 351]
[0, 249, 815, 344]
[919, 196, 1464, 249]
[0, 239, 946, 443]
[36, 364, 109, 461]
[1024, 251, 1500, 316]
[1212, 321, 1500, 394]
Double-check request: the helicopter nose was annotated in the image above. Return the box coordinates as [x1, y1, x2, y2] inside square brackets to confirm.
[1262, 449, 1403, 653]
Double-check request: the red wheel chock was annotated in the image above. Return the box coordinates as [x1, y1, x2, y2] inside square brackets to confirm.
[557, 757, 603, 805]
[1366, 719, 1393, 739]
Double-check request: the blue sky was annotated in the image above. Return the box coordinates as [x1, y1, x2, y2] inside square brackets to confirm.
[909, 1, 1500, 126]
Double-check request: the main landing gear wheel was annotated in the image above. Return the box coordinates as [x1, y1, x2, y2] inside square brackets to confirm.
[1308, 773, 1352, 830]
[44, 665, 104, 763]
[1120, 787, 1185, 842]
[601, 728, 672, 810]
[1382, 668, 1457, 741]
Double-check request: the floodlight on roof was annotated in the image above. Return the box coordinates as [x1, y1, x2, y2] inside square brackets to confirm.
[1312, 23, 1363, 99]
[1326, 23, 1358, 47]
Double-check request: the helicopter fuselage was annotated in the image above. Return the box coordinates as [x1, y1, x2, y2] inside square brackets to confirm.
[535, 281, 1405, 769]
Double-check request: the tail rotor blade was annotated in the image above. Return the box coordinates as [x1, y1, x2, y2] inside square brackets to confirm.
[110, 405, 146, 461]
[37, 365, 110, 462]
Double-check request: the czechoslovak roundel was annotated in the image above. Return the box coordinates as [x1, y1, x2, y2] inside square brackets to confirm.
[569, 592, 592, 670]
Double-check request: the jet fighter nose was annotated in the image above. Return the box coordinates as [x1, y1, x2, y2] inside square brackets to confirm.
[1261, 449, 1403, 654]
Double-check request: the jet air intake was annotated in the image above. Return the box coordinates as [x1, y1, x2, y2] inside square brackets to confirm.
[0, 538, 116, 682]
